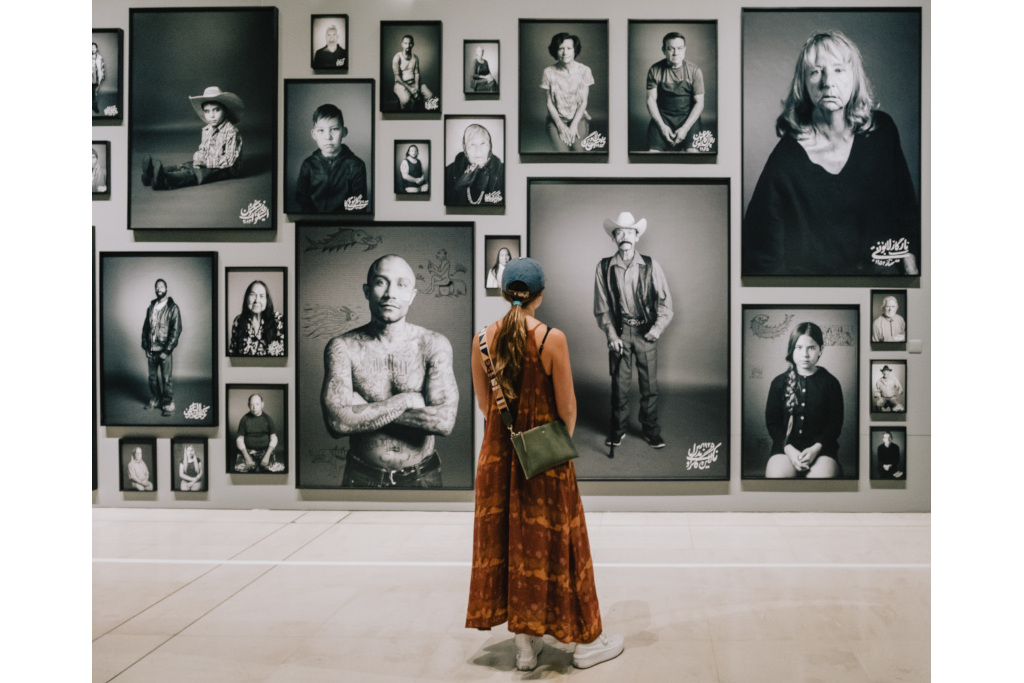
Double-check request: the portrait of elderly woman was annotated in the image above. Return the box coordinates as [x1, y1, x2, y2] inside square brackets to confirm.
[226, 268, 287, 358]
[444, 116, 505, 207]
[742, 10, 921, 277]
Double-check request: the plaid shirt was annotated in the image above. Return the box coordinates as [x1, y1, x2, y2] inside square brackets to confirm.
[193, 120, 242, 169]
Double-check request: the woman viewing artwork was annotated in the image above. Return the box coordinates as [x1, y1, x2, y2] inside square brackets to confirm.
[229, 280, 285, 357]
[541, 32, 594, 152]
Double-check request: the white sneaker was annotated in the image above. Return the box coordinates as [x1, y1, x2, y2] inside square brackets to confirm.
[514, 634, 543, 671]
[572, 633, 624, 669]
[541, 634, 576, 653]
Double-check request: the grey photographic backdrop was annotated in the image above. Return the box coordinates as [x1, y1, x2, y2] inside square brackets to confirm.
[741, 305, 859, 480]
[870, 427, 906, 480]
[295, 223, 475, 490]
[92, 28, 122, 120]
[483, 235, 520, 295]
[224, 267, 287, 358]
[394, 140, 431, 196]
[226, 384, 288, 475]
[171, 437, 208, 492]
[379, 21, 442, 114]
[528, 179, 729, 480]
[463, 40, 500, 95]
[119, 438, 157, 492]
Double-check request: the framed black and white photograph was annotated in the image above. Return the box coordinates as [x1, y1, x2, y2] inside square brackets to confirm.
[870, 427, 906, 480]
[225, 267, 287, 358]
[226, 384, 288, 475]
[93, 28, 123, 121]
[518, 19, 609, 156]
[870, 290, 908, 346]
[528, 178, 729, 481]
[311, 15, 349, 71]
[171, 437, 208, 492]
[627, 20, 718, 156]
[483, 235, 520, 295]
[128, 7, 278, 230]
[870, 359, 907, 416]
[394, 140, 431, 197]
[295, 222, 475, 490]
[464, 40, 499, 96]
[284, 79, 374, 217]
[741, 305, 860, 480]
[741, 8, 922, 276]
[92, 141, 110, 199]
[99, 252, 218, 428]
[380, 21, 442, 114]
[444, 115, 505, 208]
[119, 438, 157, 492]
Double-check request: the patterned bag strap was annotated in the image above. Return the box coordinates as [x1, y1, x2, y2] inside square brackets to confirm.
[477, 327, 515, 432]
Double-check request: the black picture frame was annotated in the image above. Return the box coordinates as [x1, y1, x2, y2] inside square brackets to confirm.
[99, 252, 218, 428]
[119, 437, 157, 492]
[226, 384, 289, 475]
[528, 178, 730, 481]
[394, 140, 431, 197]
[870, 289, 908, 347]
[295, 222, 475, 490]
[627, 20, 718, 156]
[741, 8, 922, 277]
[444, 115, 506, 208]
[380, 21, 442, 114]
[518, 19, 609, 157]
[171, 437, 209, 492]
[92, 28, 123, 122]
[311, 15, 349, 72]
[225, 267, 288, 358]
[483, 235, 520, 295]
[128, 7, 278, 230]
[284, 79, 375, 217]
[870, 359, 907, 417]
[463, 40, 500, 97]
[741, 305, 860, 480]
[92, 141, 110, 199]
[870, 427, 906, 480]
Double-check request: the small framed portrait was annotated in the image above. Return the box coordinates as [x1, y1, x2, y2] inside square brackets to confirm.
[128, 7, 278, 230]
[870, 360, 907, 416]
[870, 427, 906, 480]
[394, 140, 431, 196]
[171, 437, 208, 492]
[284, 79, 375, 216]
[311, 15, 349, 71]
[225, 267, 287, 358]
[444, 115, 505, 208]
[380, 21, 442, 114]
[226, 384, 288, 475]
[99, 252, 218, 428]
[870, 290, 908, 346]
[92, 141, 110, 198]
[627, 20, 718, 156]
[464, 40, 499, 96]
[483, 235, 521, 295]
[518, 19, 609, 156]
[741, 305, 860, 480]
[119, 438, 157, 492]
[93, 28, 123, 121]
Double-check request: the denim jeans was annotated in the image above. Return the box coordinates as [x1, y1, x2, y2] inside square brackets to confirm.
[342, 452, 442, 488]
[147, 351, 173, 405]
[609, 325, 659, 438]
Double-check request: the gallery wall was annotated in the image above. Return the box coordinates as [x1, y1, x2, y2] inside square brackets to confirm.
[92, 0, 930, 512]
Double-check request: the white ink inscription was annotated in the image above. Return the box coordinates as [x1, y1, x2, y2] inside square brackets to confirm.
[184, 403, 211, 420]
[871, 237, 911, 267]
[344, 194, 370, 211]
[686, 442, 722, 470]
[239, 199, 270, 225]
[691, 130, 716, 152]
[483, 191, 503, 204]
[424, 97, 440, 111]
[581, 131, 607, 151]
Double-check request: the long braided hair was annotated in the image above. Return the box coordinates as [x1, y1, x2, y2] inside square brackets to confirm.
[783, 322, 825, 433]
[490, 284, 542, 401]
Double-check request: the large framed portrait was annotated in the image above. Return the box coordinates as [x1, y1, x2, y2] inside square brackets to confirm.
[444, 115, 506, 208]
[741, 8, 922, 277]
[284, 79, 374, 217]
[171, 437, 208, 492]
[92, 28, 123, 122]
[741, 305, 860, 480]
[528, 178, 729, 480]
[225, 267, 287, 358]
[311, 15, 349, 71]
[870, 289, 908, 347]
[464, 40, 499, 96]
[92, 141, 110, 199]
[128, 7, 278, 230]
[295, 222, 475, 490]
[870, 359, 907, 416]
[226, 384, 288, 475]
[483, 235, 520, 296]
[518, 19, 609, 157]
[119, 437, 157, 492]
[99, 252, 218, 428]
[380, 21, 442, 114]
[627, 20, 718, 156]
[870, 427, 906, 481]
[394, 140, 431, 197]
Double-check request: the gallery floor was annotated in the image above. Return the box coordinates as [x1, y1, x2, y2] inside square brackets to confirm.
[93, 508, 929, 682]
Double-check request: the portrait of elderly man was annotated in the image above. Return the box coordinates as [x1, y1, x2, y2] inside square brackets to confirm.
[234, 393, 284, 473]
[871, 295, 907, 342]
[444, 122, 505, 207]
[321, 254, 459, 488]
[313, 23, 347, 69]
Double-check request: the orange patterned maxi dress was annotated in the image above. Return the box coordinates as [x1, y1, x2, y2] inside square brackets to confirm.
[465, 333, 602, 643]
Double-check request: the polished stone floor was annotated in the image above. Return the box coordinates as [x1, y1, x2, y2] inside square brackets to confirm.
[93, 509, 929, 682]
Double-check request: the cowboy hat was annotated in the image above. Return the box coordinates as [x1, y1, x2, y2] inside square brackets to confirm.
[603, 211, 647, 238]
[189, 86, 245, 124]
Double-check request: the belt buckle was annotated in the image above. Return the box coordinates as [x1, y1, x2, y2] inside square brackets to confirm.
[388, 469, 397, 486]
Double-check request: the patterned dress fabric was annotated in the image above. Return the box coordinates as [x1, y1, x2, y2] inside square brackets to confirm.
[466, 333, 602, 643]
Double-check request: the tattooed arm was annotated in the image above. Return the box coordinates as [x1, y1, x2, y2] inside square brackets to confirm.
[393, 331, 458, 435]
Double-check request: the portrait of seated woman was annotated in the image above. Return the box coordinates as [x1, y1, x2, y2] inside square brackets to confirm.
[228, 279, 286, 357]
